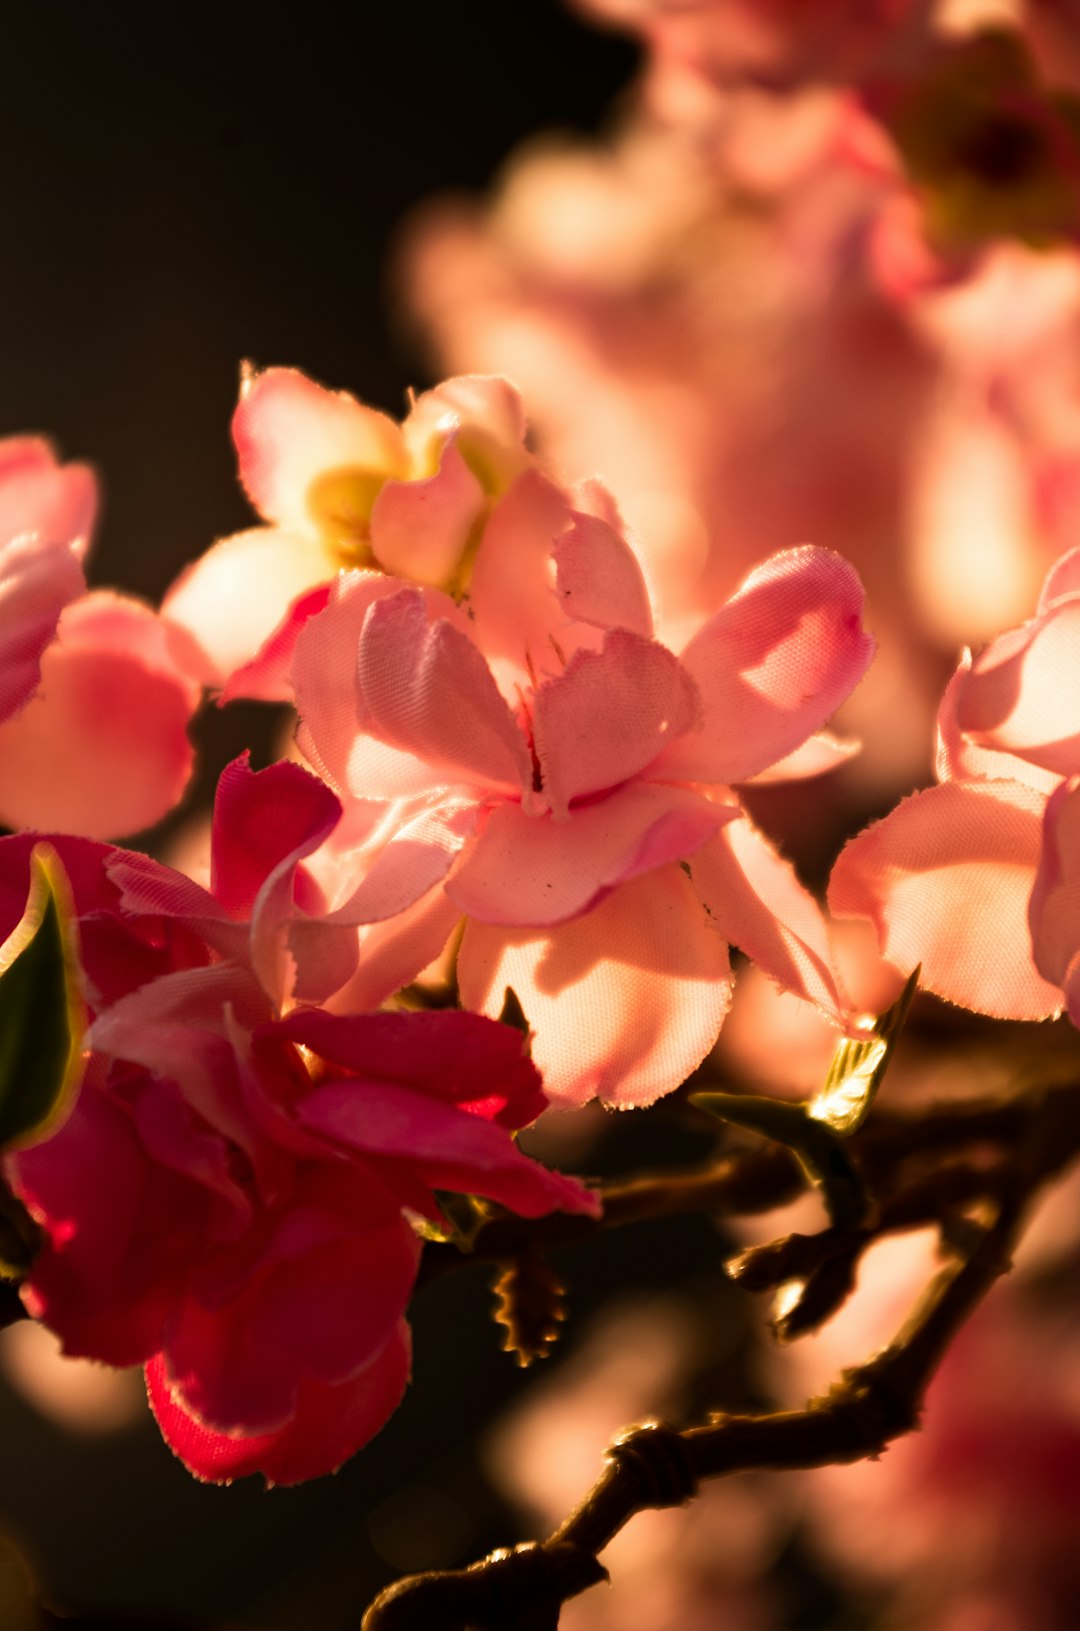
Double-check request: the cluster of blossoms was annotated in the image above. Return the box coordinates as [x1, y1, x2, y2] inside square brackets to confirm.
[8, 8, 1080, 1557]
[0, 367, 877, 1484]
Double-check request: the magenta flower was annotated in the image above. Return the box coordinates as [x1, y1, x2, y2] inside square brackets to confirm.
[10, 975, 594, 1485]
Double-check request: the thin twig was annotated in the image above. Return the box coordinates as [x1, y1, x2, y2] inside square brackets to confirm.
[364, 1081, 1080, 1629]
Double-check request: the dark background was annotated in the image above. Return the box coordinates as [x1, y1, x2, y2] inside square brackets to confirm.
[1, 1, 636, 599]
[0, 8, 731, 1630]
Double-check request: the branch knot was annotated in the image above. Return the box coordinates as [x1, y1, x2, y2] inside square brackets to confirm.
[605, 1420, 698, 1507]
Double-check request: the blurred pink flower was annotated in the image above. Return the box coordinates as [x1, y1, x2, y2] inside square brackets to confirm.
[0, 436, 200, 839]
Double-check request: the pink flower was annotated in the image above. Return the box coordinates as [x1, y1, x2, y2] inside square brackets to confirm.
[163, 368, 533, 700]
[10, 976, 596, 1485]
[0, 436, 94, 724]
[828, 547, 1080, 1021]
[0, 435, 200, 839]
[291, 538, 873, 1107]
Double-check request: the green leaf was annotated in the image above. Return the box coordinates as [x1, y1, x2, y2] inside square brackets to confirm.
[690, 1089, 871, 1229]
[0, 845, 85, 1151]
[808, 965, 920, 1137]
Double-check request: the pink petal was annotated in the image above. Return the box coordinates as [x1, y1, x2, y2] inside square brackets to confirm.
[1038, 547, 1080, 610]
[105, 850, 247, 964]
[162, 527, 340, 690]
[534, 630, 700, 816]
[405, 375, 528, 471]
[448, 781, 733, 926]
[370, 437, 485, 586]
[0, 534, 86, 721]
[146, 1320, 411, 1485]
[271, 1007, 546, 1129]
[211, 754, 341, 917]
[0, 439, 97, 554]
[747, 732, 861, 784]
[233, 367, 407, 533]
[319, 797, 476, 924]
[219, 582, 333, 705]
[161, 1212, 418, 1434]
[293, 571, 425, 793]
[956, 597, 1080, 776]
[829, 780, 1062, 1020]
[325, 887, 462, 1013]
[355, 590, 533, 800]
[458, 863, 732, 1109]
[688, 819, 847, 1021]
[12, 1070, 198, 1367]
[298, 1080, 597, 1218]
[655, 546, 875, 785]
[466, 469, 574, 687]
[1029, 776, 1080, 989]
[936, 651, 1061, 793]
[552, 509, 653, 638]
[0, 593, 199, 840]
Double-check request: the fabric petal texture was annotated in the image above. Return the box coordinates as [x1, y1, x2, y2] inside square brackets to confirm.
[829, 779, 1062, 1021]
[655, 546, 875, 786]
[458, 863, 733, 1108]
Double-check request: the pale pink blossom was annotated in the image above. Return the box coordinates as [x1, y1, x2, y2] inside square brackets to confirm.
[290, 539, 873, 1108]
[163, 368, 533, 700]
[827, 549, 1080, 1021]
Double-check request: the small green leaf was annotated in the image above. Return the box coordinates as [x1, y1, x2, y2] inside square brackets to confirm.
[808, 965, 920, 1137]
[0, 845, 85, 1151]
[690, 1089, 871, 1229]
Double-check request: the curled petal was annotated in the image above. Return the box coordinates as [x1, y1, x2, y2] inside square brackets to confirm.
[936, 651, 1061, 793]
[293, 571, 425, 793]
[448, 782, 732, 926]
[233, 367, 407, 533]
[0, 437, 97, 554]
[1030, 776, 1080, 989]
[271, 1007, 546, 1128]
[0, 593, 199, 840]
[690, 819, 848, 1021]
[458, 864, 732, 1109]
[371, 437, 485, 586]
[956, 597, 1080, 776]
[466, 469, 574, 687]
[829, 779, 1062, 1020]
[533, 629, 699, 816]
[0, 535, 86, 721]
[655, 546, 874, 785]
[299, 1080, 596, 1218]
[146, 1319, 411, 1486]
[355, 590, 533, 800]
[1038, 547, 1080, 610]
[552, 509, 653, 638]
